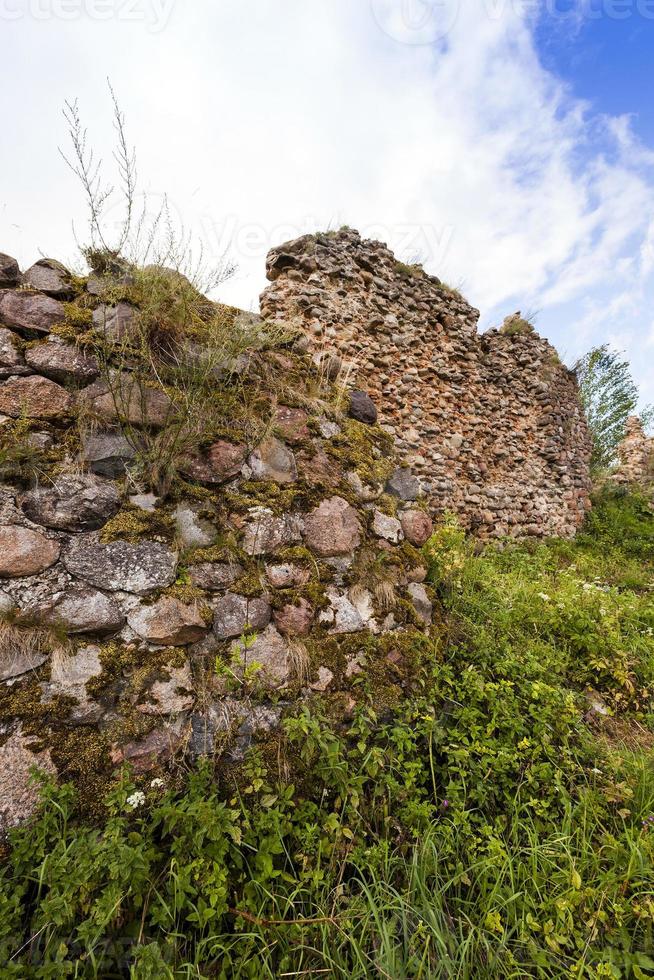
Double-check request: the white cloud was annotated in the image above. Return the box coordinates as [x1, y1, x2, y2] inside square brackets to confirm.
[641, 218, 654, 276]
[0, 0, 652, 403]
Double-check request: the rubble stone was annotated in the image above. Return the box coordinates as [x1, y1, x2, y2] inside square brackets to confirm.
[0, 375, 74, 419]
[81, 374, 174, 428]
[265, 562, 311, 588]
[25, 337, 99, 384]
[400, 509, 433, 547]
[349, 389, 378, 425]
[274, 405, 309, 443]
[0, 636, 49, 681]
[188, 562, 243, 591]
[242, 508, 303, 556]
[43, 645, 104, 723]
[248, 437, 297, 483]
[92, 302, 136, 341]
[373, 510, 403, 544]
[273, 597, 313, 636]
[0, 526, 60, 578]
[25, 584, 125, 635]
[0, 730, 56, 832]
[613, 417, 654, 486]
[407, 582, 433, 625]
[128, 597, 208, 646]
[213, 593, 271, 640]
[63, 536, 177, 595]
[0, 253, 20, 288]
[0, 327, 30, 378]
[174, 502, 218, 548]
[81, 430, 136, 478]
[303, 496, 361, 556]
[229, 624, 289, 690]
[20, 475, 121, 532]
[22, 258, 73, 298]
[386, 468, 421, 501]
[111, 721, 188, 774]
[182, 440, 246, 484]
[137, 661, 194, 714]
[0, 290, 64, 334]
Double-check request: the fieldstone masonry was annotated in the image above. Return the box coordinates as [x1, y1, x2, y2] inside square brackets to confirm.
[0, 243, 438, 829]
[0, 225, 612, 829]
[613, 417, 654, 487]
[261, 228, 593, 538]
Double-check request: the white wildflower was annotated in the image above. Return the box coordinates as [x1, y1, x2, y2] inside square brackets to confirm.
[537, 593, 551, 602]
[150, 778, 165, 789]
[126, 791, 146, 810]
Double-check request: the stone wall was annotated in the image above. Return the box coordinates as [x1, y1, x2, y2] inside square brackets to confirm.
[261, 228, 593, 539]
[0, 225, 599, 829]
[613, 417, 654, 486]
[0, 251, 434, 830]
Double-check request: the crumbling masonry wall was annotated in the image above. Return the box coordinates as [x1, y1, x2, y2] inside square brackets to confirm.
[261, 228, 593, 539]
[0, 248, 436, 830]
[613, 417, 654, 486]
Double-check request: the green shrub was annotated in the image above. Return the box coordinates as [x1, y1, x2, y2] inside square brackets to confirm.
[2, 492, 653, 978]
[499, 313, 535, 337]
[394, 260, 424, 279]
[573, 345, 654, 474]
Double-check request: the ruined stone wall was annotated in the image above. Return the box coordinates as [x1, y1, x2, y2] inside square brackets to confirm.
[0, 250, 434, 831]
[261, 228, 593, 538]
[613, 417, 654, 486]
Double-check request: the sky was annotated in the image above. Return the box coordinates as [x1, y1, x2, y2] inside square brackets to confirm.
[0, 0, 653, 407]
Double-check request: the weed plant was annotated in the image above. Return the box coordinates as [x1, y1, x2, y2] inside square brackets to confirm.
[1, 492, 653, 978]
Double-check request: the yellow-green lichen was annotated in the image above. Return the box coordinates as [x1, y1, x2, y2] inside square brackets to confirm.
[231, 568, 267, 598]
[161, 584, 214, 624]
[183, 532, 240, 566]
[63, 301, 94, 329]
[325, 418, 394, 487]
[99, 506, 175, 544]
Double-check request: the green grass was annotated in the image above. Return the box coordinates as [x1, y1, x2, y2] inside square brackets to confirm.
[499, 315, 536, 337]
[1, 488, 653, 978]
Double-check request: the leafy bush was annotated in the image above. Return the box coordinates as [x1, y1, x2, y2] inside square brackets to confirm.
[1, 491, 653, 978]
[574, 345, 654, 474]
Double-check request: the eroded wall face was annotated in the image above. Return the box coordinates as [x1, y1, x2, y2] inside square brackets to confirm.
[261, 228, 592, 538]
[614, 417, 654, 486]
